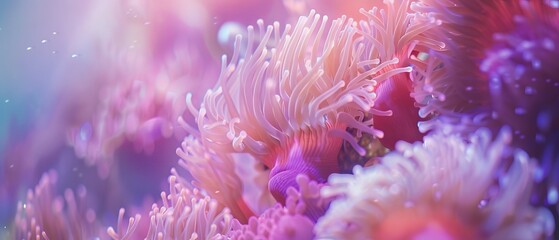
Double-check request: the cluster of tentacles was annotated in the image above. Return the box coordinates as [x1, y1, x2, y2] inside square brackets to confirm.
[173, 0, 558, 239]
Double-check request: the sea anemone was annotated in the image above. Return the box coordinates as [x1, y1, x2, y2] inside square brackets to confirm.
[409, 0, 500, 118]
[316, 128, 555, 239]
[185, 1, 443, 206]
[13, 170, 102, 240]
[412, 0, 559, 205]
[184, 10, 386, 205]
[141, 175, 234, 240]
[479, 2, 559, 206]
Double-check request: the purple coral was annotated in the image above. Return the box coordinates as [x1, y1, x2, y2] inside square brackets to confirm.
[413, 0, 559, 205]
[229, 174, 326, 240]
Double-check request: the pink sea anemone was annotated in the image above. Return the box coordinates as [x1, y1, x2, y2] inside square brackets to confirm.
[185, 2, 442, 207]
[185, 10, 383, 205]
[13, 171, 102, 240]
[143, 176, 234, 239]
[106, 175, 234, 240]
[316, 128, 555, 239]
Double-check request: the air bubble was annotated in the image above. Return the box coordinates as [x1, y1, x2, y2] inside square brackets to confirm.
[514, 107, 526, 115]
[534, 166, 545, 182]
[524, 86, 535, 95]
[79, 122, 92, 141]
[26, 47, 32, 51]
[520, 40, 534, 49]
[542, 38, 555, 50]
[546, 0, 559, 8]
[218, 22, 244, 47]
[532, 60, 541, 69]
[71, 54, 79, 58]
[537, 111, 551, 131]
[478, 199, 487, 208]
[547, 187, 558, 205]
[417, 52, 429, 61]
[404, 201, 415, 208]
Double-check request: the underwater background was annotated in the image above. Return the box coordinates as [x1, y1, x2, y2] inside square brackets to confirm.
[1, 0, 558, 239]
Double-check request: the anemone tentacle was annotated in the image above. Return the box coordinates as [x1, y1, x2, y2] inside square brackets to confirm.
[176, 136, 255, 223]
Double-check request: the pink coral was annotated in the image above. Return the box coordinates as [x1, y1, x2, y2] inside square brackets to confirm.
[228, 174, 326, 240]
